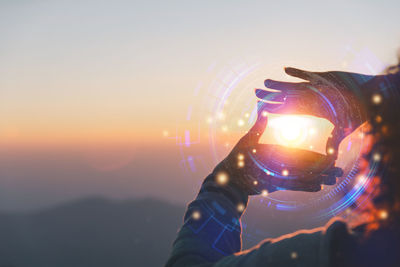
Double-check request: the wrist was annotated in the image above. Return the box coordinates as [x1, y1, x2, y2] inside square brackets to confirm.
[199, 164, 250, 209]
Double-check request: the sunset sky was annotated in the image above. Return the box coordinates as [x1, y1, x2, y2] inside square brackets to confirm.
[1, 0, 400, 211]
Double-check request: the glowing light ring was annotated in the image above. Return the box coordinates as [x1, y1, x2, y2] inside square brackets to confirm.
[249, 80, 366, 213]
[316, 154, 379, 219]
[181, 56, 373, 223]
[209, 64, 261, 164]
[175, 49, 391, 252]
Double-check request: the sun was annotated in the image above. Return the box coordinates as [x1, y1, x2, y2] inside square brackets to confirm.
[258, 114, 334, 153]
[280, 122, 301, 141]
[269, 116, 309, 147]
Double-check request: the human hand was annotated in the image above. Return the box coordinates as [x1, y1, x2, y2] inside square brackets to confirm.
[256, 68, 390, 158]
[213, 102, 343, 195]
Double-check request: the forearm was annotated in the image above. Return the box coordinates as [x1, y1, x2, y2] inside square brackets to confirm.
[165, 175, 332, 267]
[164, 103, 340, 266]
[165, 172, 249, 267]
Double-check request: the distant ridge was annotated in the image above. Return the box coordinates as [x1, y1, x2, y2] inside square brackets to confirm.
[0, 197, 185, 267]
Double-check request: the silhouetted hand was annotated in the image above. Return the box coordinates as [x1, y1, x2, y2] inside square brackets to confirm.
[256, 67, 392, 158]
[212, 103, 343, 195]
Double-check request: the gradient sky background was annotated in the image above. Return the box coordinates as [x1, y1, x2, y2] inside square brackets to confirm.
[1, 0, 400, 212]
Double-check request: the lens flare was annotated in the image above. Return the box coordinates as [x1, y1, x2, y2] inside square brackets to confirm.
[268, 116, 310, 147]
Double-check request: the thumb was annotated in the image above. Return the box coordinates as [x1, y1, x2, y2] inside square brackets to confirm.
[240, 101, 268, 147]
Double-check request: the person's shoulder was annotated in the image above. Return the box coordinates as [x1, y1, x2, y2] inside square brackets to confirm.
[319, 218, 356, 266]
[323, 218, 351, 242]
[237, 218, 356, 267]
[266, 217, 350, 246]
[264, 218, 353, 267]
[245, 219, 346, 267]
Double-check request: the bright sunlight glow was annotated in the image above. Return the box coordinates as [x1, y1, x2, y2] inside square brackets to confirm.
[267, 116, 315, 148]
[260, 115, 326, 147]
[258, 114, 334, 154]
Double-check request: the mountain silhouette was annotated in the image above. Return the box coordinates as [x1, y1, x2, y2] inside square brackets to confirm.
[0, 197, 185, 267]
[0, 195, 335, 267]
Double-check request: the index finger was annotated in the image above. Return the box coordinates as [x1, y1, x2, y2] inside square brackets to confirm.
[284, 67, 324, 81]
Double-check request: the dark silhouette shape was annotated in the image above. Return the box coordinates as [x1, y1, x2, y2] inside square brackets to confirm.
[166, 60, 400, 266]
[0, 197, 184, 267]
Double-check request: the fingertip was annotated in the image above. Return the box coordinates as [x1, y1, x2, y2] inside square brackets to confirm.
[284, 67, 309, 80]
[245, 101, 268, 141]
[285, 67, 300, 74]
[323, 166, 343, 177]
[256, 103, 268, 124]
[264, 79, 272, 87]
[335, 168, 344, 177]
[322, 175, 337, 185]
[257, 100, 265, 114]
[284, 67, 294, 74]
[310, 184, 322, 192]
[255, 89, 286, 102]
